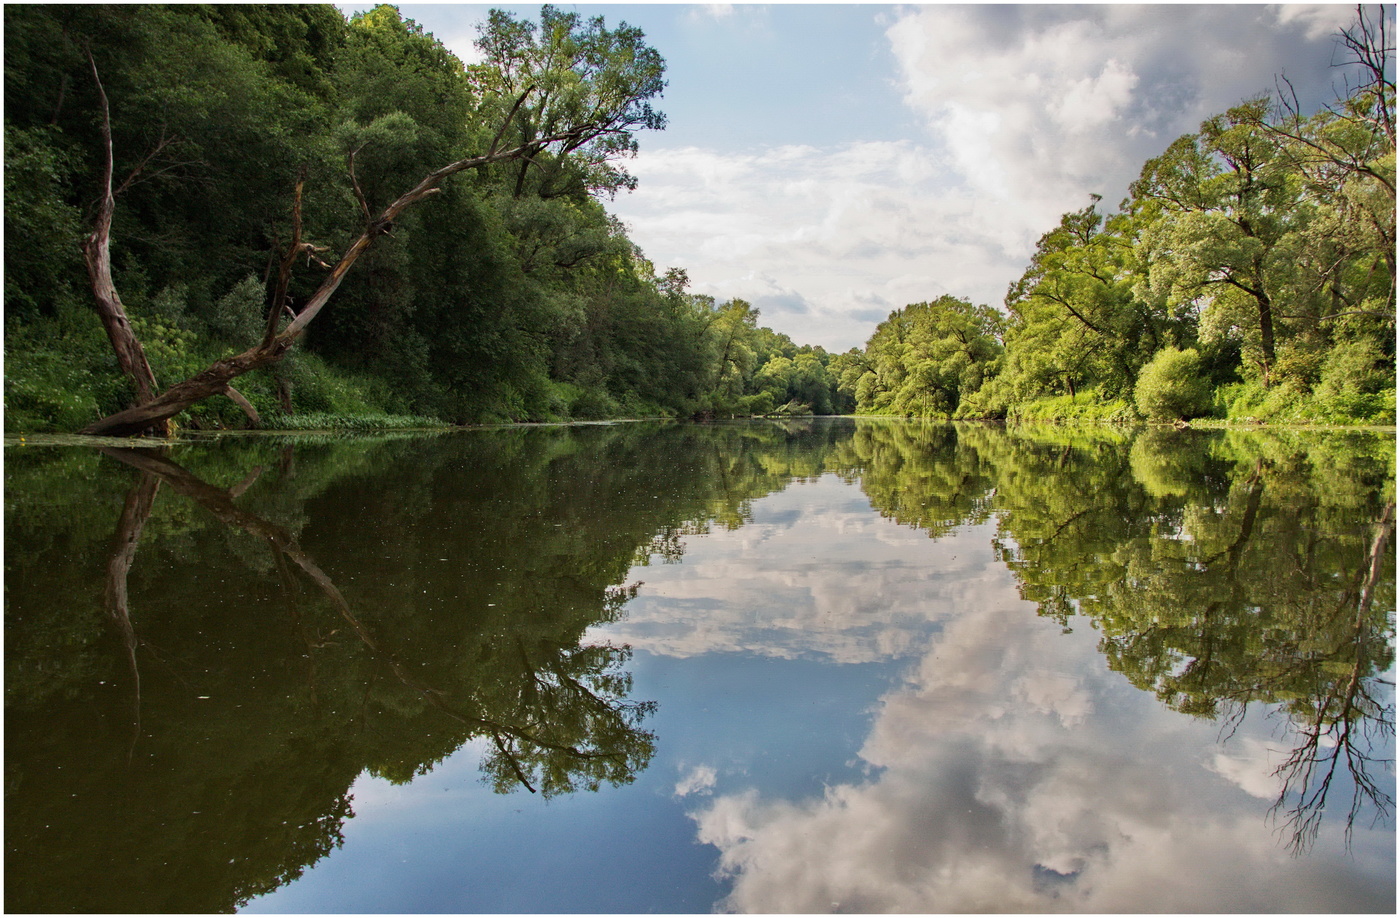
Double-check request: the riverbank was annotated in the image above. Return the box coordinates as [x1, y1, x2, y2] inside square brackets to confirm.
[6, 413, 1395, 452]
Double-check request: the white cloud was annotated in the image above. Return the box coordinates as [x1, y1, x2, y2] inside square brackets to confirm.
[1277, 3, 1362, 40]
[1209, 737, 1286, 801]
[674, 763, 719, 798]
[590, 477, 1005, 663]
[689, 4, 735, 23]
[611, 4, 1363, 352]
[882, 3, 1363, 241]
[612, 141, 1015, 351]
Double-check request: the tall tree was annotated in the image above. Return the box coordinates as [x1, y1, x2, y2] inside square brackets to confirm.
[1129, 99, 1299, 385]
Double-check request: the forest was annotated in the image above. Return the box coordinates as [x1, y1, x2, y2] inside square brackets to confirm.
[5, 3, 849, 433]
[2, 4, 1393, 433]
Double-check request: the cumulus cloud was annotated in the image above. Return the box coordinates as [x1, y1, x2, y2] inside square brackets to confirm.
[885, 4, 1355, 214]
[614, 141, 1013, 350]
[611, 4, 1361, 351]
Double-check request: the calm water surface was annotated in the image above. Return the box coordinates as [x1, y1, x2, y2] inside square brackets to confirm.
[5, 419, 1395, 912]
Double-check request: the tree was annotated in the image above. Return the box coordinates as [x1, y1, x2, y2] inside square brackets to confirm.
[1001, 199, 1183, 404]
[471, 4, 666, 200]
[701, 298, 761, 414]
[77, 5, 667, 436]
[1130, 99, 1300, 385]
[1256, 6, 1396, 401]
[845, 296, 1002, 418]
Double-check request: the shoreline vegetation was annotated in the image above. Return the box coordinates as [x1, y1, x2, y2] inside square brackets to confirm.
[4, 5, 1394, 437]
[6, 416, 1395, 453]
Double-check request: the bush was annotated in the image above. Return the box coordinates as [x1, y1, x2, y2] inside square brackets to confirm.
[4, 305, 133, 432]
[283, 352, 391, 416]
[1134, 347, 1212, 422]
[1005, 388, 1137, 423]
[1317, 340, 1393, 399]
[260, 412, 445, 431]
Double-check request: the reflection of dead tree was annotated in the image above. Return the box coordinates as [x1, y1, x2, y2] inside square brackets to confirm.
[97, 447, 652, 795]
[99, 447, 382, 650]
[104, 468, 161, 760]
[270, 548, 325, 709]
[1268, 500, 1396, 855]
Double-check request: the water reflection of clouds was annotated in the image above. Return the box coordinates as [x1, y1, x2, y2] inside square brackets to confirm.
[686, 566, 1392, 913]
[674, 764, 719, 799]
[593, 476, 1000, 663]
[600, 474, 1392, 913]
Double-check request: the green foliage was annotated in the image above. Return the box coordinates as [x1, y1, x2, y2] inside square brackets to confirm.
[470, 3, 666, 198]
[843, 295, 1003, 418]
[260, 412, 444, 431]
[1134, 347, 1212, 421]
[1005, 390, 1138, 424]
[4, 304, 133, 432]
[2, 3, 727, 432]
[3, 124, 84, 321]
[1001, 201, 1172, 404]
[207, 276, 268, 346]
[4, 6, 1392, 434]
[1219, 356, 1396, 426]
[1318, 339, 1394, 399]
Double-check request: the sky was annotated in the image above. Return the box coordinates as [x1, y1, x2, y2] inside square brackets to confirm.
[342, 2, 1377, 351]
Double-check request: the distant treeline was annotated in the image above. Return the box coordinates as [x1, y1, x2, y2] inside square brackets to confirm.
[833, 7, 1395, 425]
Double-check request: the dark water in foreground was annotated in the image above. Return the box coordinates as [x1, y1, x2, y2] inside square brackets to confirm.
[4, 419, 1395, 913]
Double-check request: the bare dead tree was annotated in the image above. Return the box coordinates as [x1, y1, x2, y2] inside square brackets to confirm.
[80, 48, 165, 433]
[81, 51, 262, 435]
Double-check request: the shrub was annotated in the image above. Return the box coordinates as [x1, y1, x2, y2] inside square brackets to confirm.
[260, 412, 445, 431]
[1134, 347, 1212, 422]
[1004, 388, 1136, 423]
[1317, 340, 1393, 399]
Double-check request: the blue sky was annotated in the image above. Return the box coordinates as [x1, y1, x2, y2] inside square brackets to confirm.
[341, 3, 1380, 351]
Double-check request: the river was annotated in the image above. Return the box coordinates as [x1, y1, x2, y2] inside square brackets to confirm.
[4, 419, 1395, 912]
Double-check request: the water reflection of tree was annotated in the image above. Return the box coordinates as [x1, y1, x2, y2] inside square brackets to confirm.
[843, 421, 1395, 854]
[838, 420, 998, 538]
[102, 447, 658, 799]
[985, 427, 1396, 853]
[6, 421, 856, 912]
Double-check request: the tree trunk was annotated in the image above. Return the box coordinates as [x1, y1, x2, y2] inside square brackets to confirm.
[82, 48, 168, 436]
[222, 384, 261, 428]
[1256, 285, 1277, 383]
